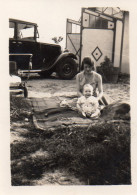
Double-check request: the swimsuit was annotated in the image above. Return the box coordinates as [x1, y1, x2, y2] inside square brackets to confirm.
[76, 71, 101, 97]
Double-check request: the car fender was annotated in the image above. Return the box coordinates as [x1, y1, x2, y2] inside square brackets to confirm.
[42, 52, 77, 71]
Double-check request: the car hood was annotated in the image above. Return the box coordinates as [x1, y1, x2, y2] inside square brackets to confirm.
[37, 40, 61, 47]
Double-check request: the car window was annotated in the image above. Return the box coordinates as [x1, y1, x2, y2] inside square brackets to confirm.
[9, 22, 15, 38]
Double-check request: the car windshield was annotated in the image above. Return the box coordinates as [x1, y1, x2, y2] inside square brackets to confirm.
[17, 23, 35, 39]
[9, 21, 35, 40]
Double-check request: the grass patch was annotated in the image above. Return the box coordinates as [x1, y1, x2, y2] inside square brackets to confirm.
[44, 123, 131, 185]
[10, 95, 32, 122]
[11, 122, 131, 185]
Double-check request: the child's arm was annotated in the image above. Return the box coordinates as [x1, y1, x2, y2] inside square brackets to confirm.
[77, 98, 86, 117]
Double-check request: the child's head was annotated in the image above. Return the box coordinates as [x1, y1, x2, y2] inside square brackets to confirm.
[83, 84, 93, 98]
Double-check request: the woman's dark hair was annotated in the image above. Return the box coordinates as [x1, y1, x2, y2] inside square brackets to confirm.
[81, 57, 95, 71]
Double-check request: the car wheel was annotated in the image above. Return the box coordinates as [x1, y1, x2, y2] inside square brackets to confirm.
[57, 57, 77, 79]
[38, 70, 53, 78]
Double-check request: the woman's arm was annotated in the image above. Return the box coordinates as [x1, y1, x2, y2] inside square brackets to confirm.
[76, 74, 83, 97]
[97, 75, 103, 101]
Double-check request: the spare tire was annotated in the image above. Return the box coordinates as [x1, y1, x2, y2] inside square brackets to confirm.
[9, 61, 17, 75]
[57, 57, 77, 79]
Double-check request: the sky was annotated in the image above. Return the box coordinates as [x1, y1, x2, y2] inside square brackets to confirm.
[2, 0, 131, 49]
[6, 0, 87, 48]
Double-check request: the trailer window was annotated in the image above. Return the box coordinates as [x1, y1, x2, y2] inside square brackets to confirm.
[95, 17, 102, 28]
[102, 18, 109, 29]
[72, 24, 80, 33]
[84, 12, 114, 29]
[95, 17, 109, 29]
[89, 15, 96, 28]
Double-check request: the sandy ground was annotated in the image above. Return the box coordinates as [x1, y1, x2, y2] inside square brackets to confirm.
[26, 74, 130, 103]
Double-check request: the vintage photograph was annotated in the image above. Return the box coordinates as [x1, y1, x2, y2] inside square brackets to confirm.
[9, 2, 130, 186]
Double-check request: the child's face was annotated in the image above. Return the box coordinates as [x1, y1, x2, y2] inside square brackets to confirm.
[83, 87, 93, 98]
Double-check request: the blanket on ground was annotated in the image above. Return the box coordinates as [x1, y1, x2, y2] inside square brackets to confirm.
[30, 96, 130, 132]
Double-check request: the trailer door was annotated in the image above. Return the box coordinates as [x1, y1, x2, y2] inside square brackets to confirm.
[81, 8, 116, 68]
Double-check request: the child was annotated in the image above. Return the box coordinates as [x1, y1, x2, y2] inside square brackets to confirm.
[77, 84, 100, 118]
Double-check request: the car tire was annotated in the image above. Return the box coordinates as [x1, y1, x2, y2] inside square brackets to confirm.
[38, 70, 53, 78]
[57, 57, 77, 79]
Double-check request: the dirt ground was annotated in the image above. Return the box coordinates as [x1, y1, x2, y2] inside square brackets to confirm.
[10, 73, 130, 185]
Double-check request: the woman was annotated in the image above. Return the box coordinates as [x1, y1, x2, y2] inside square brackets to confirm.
[76, 57, 109, 106]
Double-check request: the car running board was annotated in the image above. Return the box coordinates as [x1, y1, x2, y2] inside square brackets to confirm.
[19, 70, 42, 73]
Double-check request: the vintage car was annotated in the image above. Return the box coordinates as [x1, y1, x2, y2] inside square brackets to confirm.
[9, 18, 78, 79]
